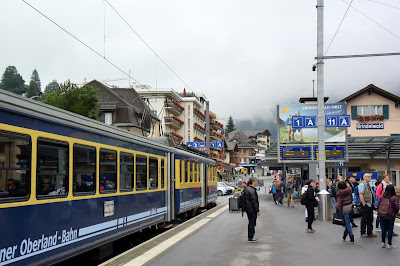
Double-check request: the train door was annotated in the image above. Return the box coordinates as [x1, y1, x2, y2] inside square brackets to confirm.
[201, 163, 208, 207]
[167, 152, 175, 222]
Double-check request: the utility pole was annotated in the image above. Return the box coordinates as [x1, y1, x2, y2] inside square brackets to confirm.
[312, 80, 315, 97]
[205, 101, 210, 155]
[317, 0, 330, 221]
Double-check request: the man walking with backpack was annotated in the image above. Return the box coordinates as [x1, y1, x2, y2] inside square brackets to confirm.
[244, 177, 260, 243]
[358, 173, 377, 238]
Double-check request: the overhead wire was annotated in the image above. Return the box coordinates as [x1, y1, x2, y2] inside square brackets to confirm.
[325, 0, 354, 55]
[20, 0, 194, 135]
[367, 0, 400, 9]
[104, 0, 195, 93]
[340, 0, 400, 41]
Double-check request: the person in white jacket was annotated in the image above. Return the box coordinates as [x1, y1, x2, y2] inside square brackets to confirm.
[302, 180, 311, 222]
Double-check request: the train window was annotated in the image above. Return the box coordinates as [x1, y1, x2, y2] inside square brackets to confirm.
[37, 138, 69, 198]
[120, 152, 134, 191]
[188, 161, 192, 182]
[136, 155, 147, 191]
[0, 130, 31, 202]
[181, 161, 185, 183]
[193, 163, 197, 182]
[99, 149, 117, 193]
[73, 144, 96, 195]
[196, 164, 199, 182]
[149, 157, 158, 189]
[184, 161, 188, 183]
[161, 159, 165, 189]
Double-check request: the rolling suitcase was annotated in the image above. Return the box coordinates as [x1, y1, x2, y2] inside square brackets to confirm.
[229, 197, 240, 212]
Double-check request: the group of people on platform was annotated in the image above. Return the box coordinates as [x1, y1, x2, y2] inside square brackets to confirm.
[266, 173, 399, 249]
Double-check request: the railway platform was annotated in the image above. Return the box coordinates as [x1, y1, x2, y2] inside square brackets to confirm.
[101, 180, 400, 266]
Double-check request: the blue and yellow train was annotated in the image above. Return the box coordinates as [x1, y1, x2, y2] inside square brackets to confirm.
[0, 89, 218, 266]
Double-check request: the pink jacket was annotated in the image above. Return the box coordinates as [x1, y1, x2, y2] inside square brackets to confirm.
[376, 181, 392, 199]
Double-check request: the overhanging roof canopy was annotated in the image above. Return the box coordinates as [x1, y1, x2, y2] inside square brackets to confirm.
[265, 136, 400, 160]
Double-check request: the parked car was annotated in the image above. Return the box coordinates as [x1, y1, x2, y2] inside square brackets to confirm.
[0, 189, 8, 198]
[217, 182, 233, 195]
[221, 181, 237, 190]
[217, 184, 227, 196]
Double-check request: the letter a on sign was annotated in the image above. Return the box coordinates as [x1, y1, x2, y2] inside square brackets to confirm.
[340, 119, 348, 126]
[307, 119, 314, 127]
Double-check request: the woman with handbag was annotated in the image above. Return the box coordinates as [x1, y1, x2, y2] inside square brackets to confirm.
[336, 181, 355, 243]
[305, 179, 319, 233]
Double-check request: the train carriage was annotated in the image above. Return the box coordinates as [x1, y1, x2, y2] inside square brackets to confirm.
[0, 90, 217, 266]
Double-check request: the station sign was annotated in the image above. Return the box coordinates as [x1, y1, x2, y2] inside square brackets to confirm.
[187, 141, 223, 149]
[291, 115, 350, 128]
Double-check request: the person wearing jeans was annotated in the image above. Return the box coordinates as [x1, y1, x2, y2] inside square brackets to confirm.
[286, 177, 295, 207]
[358, 174, 377, 238]
[377, 185, 399, 249]
[336, 181, 354, 243]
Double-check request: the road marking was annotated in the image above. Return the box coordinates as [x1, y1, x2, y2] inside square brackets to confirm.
[122, 205, 229, 266]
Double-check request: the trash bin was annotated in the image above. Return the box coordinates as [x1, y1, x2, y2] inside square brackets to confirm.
[318, 189, 331, 221]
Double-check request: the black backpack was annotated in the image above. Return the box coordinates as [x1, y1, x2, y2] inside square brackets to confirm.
[301, 190, 308, 205]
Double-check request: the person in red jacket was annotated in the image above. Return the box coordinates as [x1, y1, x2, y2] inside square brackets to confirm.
[377, 185, 399, 249]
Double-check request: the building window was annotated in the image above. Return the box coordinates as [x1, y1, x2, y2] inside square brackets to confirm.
[371, 105, 383, 115]
[356, 106, 369, 116]
[105, 113, 112, 125]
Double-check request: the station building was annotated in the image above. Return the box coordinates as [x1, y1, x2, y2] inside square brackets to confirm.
[266, 84, 400, 186]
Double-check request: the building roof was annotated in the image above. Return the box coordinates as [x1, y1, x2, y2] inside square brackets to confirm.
[226, 142, 238, 152]
[339, 84, 400, 107]
[88, 79, 154, 131]
[227, 129, 271, 141]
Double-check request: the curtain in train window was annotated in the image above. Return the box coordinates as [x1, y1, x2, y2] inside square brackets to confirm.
[161, 159, 165, 189]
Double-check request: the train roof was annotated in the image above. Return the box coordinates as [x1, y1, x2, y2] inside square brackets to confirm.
[0, 89, 215, 163]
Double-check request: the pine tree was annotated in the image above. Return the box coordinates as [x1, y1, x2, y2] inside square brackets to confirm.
[225, 116, 236, 133]
[27, 81, 40, 98]
[30, 69, 41, 92]
[0, 66, 26, 94]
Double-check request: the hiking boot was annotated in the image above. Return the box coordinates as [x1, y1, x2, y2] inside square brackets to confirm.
[382, 242, 386, 248]
[368, 233, 377, 238]
[351, 223, 358, 228]
[349, 236, 354, 243]
[342, 234, 347, 241]
[248, 238, 258, 243]
[387, 245, 396, 249]
[393, 233, 398, 237]
[361, 234, 369, 238]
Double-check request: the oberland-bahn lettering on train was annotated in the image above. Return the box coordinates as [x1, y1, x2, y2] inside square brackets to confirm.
[0, 228, 77, 263]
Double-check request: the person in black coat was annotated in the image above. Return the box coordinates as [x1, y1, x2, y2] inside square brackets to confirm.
[244, 177, 260, 242]
[305, 179, 319, 233]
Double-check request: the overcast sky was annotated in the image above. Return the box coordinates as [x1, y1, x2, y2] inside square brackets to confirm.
[1, 0, 400, 123]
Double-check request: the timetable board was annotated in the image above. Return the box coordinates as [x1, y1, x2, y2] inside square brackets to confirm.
[281, 147, 311, 160]
[314, 146, 345, 160]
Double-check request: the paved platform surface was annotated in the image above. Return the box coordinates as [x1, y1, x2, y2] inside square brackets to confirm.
[149, 178, 400, 266]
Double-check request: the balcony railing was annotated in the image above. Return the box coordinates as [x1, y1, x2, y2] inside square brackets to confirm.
[211, 120, 224, 131]
[165, 132, 183, 144]
[194, 107, 206, 122]
[164, 102, 183, 115]
[164, 116, 183, 129]
[194, 122, 205, 134]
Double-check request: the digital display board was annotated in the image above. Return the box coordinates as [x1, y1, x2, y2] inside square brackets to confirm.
[281, 147, 311, 160]
[314, 146, 345, 159]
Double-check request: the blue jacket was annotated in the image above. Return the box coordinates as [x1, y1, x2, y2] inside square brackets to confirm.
[271, 185, 277, 194]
